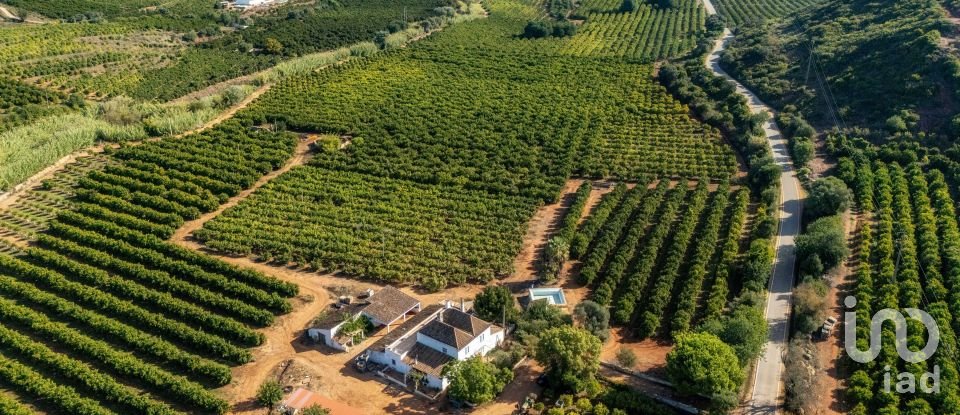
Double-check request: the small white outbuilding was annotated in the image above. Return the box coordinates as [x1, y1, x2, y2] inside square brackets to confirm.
[233, 0, 276, 9]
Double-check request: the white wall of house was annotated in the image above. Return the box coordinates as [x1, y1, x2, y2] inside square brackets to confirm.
[307, 322, 348, 352]
[425, 374, 448, 390]
[457, 327, 501, 360]
[236, 0, 270, 6]
[414, 326, 505, 360]
[370, 348, 410, 374]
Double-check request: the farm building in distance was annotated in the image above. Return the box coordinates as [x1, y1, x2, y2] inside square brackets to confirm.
[225, 0, 286, 9]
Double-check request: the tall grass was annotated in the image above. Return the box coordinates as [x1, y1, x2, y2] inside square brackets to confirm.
[143, 106, 220, 136]
[268, 47, 353, 80]
[0, 87, 249, 191]
[0, 112, 145, 191]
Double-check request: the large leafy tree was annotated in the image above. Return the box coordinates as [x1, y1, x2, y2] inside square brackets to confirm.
[805, 177, 853, 220]
[698, 302, 768, 365]
[796, 214, 848, 275]
[256, 380, 284, 408]
[535, 326, 602, 395]
[515, 298, 572, 339]
[443, 357, 513, 404]
[573, 300, 610, 342]
[667, 332, 744, 409]
[473, 285, 517, 324]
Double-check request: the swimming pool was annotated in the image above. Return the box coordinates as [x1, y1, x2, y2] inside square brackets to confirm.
[528, 288, 567, 306]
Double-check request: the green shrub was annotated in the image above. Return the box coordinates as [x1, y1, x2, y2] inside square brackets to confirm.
[256, 380, 283, 407]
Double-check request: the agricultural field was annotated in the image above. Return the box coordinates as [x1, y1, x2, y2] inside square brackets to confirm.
[0, 8, 249, 101]
[195, 0, 737, 290]
[195, 167, 535, 289]
[711, 0, 823, 26]
[239, 0, 449, 56]
[0, 21, 254, 102]
[837, 158, 960, 414]
[562, 0, 707, 61]
[0, 0, 472, 192]
[0, 122, 299, 414]
[570, 180, 750, 337]
[0, 0, 453, 102]
[3, 0, 219, 20]
[0, 154, 109, 245]
[0, 77, 71, 131]
[0, 85, 256, 192]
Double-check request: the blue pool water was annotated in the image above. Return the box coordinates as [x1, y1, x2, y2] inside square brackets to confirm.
[528, 288, 567, 306]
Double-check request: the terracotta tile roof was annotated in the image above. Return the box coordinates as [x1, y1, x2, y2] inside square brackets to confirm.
[418, 309, 492, 350]
[368, 304, 444, 352]
[281, 388, 362, 415]
[362, 286, 420, 325]
[403, 343, 454, 378]
[442, 308, 490, 336]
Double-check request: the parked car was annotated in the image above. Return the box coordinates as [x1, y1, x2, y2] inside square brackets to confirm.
[814, 316, 838, 341]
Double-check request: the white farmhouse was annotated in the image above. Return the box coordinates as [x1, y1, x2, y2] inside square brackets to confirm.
[233, 0, 281, 9]
[362, 301, 505, 391]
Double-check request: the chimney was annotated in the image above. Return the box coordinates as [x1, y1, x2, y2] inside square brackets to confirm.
[444, 300, 452, 309]
[460, 298, 466, 313]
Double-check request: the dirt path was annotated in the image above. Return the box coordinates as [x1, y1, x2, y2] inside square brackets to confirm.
[809, 211, 861, 415]
[170, 135, 312, 245]
[501, 179, 584, 289]
[173, 83, 272, 138]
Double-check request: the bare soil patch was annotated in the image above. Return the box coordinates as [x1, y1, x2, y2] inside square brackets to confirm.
[503, 179, 585, 287]
[807, 211, 861, 415]
[601, 329, 671, 376]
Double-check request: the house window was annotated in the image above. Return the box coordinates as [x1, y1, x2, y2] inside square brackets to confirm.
[442, 347, 447, 354]
[465, 346, 470, 354]
[392, 359, 396, 365]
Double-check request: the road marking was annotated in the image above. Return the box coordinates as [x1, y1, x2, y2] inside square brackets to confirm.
[701, 22, 803, 415]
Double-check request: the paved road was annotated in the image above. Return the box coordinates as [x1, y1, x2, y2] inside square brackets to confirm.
[701, 13, 803, 415]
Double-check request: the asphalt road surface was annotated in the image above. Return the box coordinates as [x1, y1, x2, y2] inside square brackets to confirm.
[702, 21, 803, 415]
